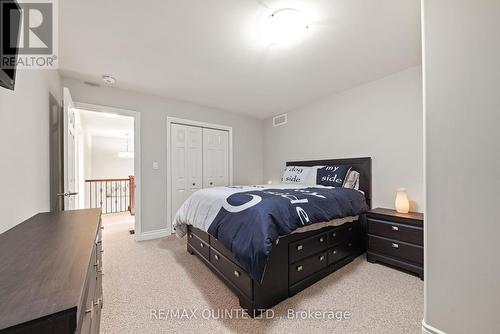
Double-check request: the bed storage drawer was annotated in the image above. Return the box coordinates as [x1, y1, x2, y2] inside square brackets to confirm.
[188, 226, 210, 243]
[328, 224, 352, 246]
[210, 248, 252, 298]
[188, 232, 210, 260]
[368, 235, 423, 265]
[327, 241, 353, 265]
[210, 236, 238, 263]
[289, 232, 328, 263]
[289, 251, 328, 285]
[367, 218, 423, 246]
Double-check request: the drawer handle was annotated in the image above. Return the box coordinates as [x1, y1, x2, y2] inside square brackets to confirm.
[296, 245, 303, 251]
[192, 183, 196, 186]
[319, 255, 325, 261]
[214, 254, 219, 260]
[391, 243, 399, 249]
[332, 232, 337, 237]
[234, 270, 240, 277]
[200, 243, 204, 248]
[319, 237, 325, 243]
[391, 226, 399, 231]
[332, 249, 337, 254]
[297, 265, 303, 272]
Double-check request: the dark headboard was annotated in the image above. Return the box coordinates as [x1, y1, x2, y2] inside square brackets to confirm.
[286, 157, 372, 209]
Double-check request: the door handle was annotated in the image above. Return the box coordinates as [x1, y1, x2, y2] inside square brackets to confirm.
[57, 192, 78, 197]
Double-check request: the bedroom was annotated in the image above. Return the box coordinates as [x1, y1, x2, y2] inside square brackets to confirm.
[0, 1, 498, 334]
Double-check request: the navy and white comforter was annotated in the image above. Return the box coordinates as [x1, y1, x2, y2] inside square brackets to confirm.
[173, 184, 368, 282]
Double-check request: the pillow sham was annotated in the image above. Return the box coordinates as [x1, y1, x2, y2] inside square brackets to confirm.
[316, 165, 352, 187]
[281, 166, 310, 184]
[343, 170, 360, 190]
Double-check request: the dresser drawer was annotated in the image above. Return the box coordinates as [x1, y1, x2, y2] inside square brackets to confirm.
[328, 224, 353, 246]
[368, 218, 423, 246]
[289, 232, 328, 263]
[210, 248, 252, 298]
[289, 251, 328, 285]
[368, 235, 423, 264]
[188, 232, 209, 260]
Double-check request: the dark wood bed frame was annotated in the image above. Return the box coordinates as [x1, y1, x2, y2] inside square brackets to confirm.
[187, 157, 372, 316]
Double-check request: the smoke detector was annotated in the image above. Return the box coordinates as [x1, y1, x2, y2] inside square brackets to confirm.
[102, 75, 116, 86]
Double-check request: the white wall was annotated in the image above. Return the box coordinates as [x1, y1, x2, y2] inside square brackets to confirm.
[61, 77, 264, 233]
[90, 136, 134, 179]
[263, 66, 423, 211]
[423, 1, 500, 333]
[0, 70, 61, 233]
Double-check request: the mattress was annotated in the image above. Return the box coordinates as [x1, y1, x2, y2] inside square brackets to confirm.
[291, 215, 359, 235]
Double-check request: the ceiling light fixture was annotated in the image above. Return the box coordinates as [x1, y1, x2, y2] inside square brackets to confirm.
[263, 8, 309, 46]
[102, 74, 116, 86]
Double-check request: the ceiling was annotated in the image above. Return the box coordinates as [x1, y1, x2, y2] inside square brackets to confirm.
[77, 109, 134, 140]
[60, 0, 421, 119]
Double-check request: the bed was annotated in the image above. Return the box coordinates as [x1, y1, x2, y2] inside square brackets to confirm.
[174, 157, 372, 316]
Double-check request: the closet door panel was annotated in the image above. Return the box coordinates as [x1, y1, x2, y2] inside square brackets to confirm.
[186, 126, 203, 194]
[171, 124, 188, 219]
[203, 128, 229, 188]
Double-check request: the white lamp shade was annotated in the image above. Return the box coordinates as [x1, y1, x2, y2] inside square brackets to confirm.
[395, 188, 410, 213]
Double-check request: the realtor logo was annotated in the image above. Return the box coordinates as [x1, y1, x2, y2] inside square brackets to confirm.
[1, 0, 58, 69]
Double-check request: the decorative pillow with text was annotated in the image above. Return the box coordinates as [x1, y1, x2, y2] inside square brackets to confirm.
[281, 166, 310, 184]
[316, 165, 352, 187]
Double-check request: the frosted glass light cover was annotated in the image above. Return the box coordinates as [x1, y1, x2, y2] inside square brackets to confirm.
[395, 188, 410, 213]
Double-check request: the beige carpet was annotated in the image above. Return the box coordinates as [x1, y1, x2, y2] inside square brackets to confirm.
[100, 213, 423, 334]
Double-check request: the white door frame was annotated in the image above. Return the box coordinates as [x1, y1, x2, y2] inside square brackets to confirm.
[166, 117, 233, 234]
[74, 102, 142, 238]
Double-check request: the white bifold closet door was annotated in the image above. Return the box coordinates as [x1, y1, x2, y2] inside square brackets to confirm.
[203, 128, 229, 188]
[171, 124, 203, 219]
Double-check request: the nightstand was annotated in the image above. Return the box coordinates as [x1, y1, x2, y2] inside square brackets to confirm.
[366, 208, 424, 280]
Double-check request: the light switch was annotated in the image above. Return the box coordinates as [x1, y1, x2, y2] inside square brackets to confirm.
[152, 162, 159, 170]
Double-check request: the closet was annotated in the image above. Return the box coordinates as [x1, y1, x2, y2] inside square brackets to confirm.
[170, 123, 230, 222]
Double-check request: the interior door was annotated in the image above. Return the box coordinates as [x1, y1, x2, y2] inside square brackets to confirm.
[171, 124, 202, 221]
[203, 128, 229, 188]
[62, 88, 79, 210]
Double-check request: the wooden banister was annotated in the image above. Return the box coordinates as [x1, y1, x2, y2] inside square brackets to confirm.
[85, 177, 135, 215]
[129, 175, 135, 216]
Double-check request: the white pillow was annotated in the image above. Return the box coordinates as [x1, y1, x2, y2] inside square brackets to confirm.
[304, 167, 318, 185]
[281, 166, 311, 184]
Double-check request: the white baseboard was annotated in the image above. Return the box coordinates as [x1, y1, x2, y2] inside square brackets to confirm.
[135, 228, 171, 241]
[422, 319, 447, 334]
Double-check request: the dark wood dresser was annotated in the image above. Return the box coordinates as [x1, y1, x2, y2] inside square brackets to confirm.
[366, 208, 424, 279]
[0, 209, 103, 334]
